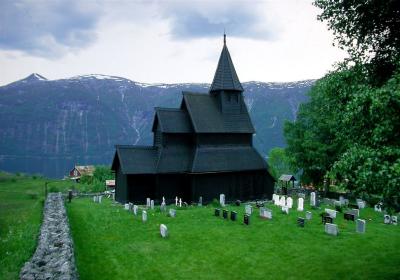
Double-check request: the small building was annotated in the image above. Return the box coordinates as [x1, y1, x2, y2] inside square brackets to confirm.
[69, 165, 95, 182]
[278, 174, 296, 195]
[106, 179, 115, 189]
[111, 35, 275, 203]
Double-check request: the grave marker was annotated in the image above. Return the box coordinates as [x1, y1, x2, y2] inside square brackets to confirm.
[198, 196, 203, 206]
[287, 197, 293, 209]
[306, 211, 312, 220]
[297, 217, 305, 227]
[133, 205, 138, 215]
[215, 208, 220, 217]
[325, 223, 338, 236]
[169, 209, 176, 218]
[344, 212, 355, 221]
[384, 214, 391, 224]
[244, 214, 250, 225]
[146, 198, 151, 208]
[280, 196, 286, 207]
[310, 192, 316, 207]
[223, 209, 228, 219]
[142, 210, 147, 222]
[245, 204, 252, 216]
[281, 206, 289, 215]
[220, 194, 225, 207]
[160, 224, 168, 238]
[230, 211, 237, 221]
[325, 208, 337, 218]
[392, 216, 398, 225]
[150, 200, 154, 210]
[356, 219, 366, 233]
[124, 203, 130, 210]
[297, 198, 304, 211]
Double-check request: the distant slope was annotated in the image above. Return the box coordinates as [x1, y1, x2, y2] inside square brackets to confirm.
[0, 74, 313, 177]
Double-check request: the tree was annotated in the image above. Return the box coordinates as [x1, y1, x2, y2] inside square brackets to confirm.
[267, 147, 294, 180]
[314, 0, 400, 84]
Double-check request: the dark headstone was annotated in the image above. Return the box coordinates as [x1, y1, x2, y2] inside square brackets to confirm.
[235, 200, 241, 206]
[297, 217, 305, 227]
[230, 211, 237, 221]
[344, 212, 355, 221]
[323, 215, 333, 225]
[244, 214, 250, 225]
[215, 208, 220, 217]
[223, 209, 228, 219]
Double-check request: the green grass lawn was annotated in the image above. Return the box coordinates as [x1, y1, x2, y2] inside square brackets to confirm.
[67, 198, 400, 280]
[0, 172, 81, 280]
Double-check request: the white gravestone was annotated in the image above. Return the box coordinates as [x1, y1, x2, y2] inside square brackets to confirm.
[282, 206, 289, 215]
[150, 200, 154, 210]
[325, 208, 337, 218]
[160, 201, 166, 212]
[310, 192, 316, 207]
[142, 210, 147, 222]
[169, 209, 176, 218]
[349, 209, 359, 218]
[384, 214, 391, 224]
[280, 196, 286, 207]
[93, 196, 97, 203]
[306, 211, 312, 220]
[325, 223, 338, 236]
[245, 205, 252, 216]
[175, 196, 178, 206]
[356, 219, 366, 233]
[374, 204, 382, 212]
[391, 216, 398, 225]
[128, 202, 133, 211]
[265, 209, 272, 219]
[98, 196, 102, 203]
[274, 195, 280, 206]
[162, 196, 165, 204]
[297, 198, 304, 211]
[133, 205, 138, 215]
[259, 208, 267, 218]
[272, 194, 278, 204]
[220, 194, 225, 207]
[124, 203, 130, 210]
[179, 198, 182, 207]
[146, 198, 151, 208]
[160, 224, 168, 238]
[287, 197, 293, 209]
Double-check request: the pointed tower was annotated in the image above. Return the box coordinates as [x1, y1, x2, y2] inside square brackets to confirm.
[210, 34, 244, 114]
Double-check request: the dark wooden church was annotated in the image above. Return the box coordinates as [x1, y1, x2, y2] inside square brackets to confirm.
[111, 36, 275, 203]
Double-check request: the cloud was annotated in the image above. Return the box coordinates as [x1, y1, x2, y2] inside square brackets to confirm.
[159, 1, 278, 40]
[0, 0, 101, 58]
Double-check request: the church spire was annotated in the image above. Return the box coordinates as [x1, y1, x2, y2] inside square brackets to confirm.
[210, 34, 244, 93]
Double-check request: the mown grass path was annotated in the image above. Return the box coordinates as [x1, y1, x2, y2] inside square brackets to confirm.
[68, 198, 400, 280]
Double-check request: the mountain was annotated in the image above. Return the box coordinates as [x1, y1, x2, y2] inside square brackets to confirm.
[0, 74, 313, 178]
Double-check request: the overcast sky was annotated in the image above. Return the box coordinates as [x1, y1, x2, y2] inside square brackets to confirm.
[0, 0, 347, 86]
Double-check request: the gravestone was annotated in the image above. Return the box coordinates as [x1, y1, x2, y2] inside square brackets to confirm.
[169, 209, 176, 218]
[160, 224, 168, 238]
[230, 211, 237, 221]
[150, 200, 154, 210]
[348, 209, 359, 218]
[356, 219, 366, 233]
[392, 216, 398, 225]
[310, 192, 316, 207]
[223, 209, 228, 219]
[175, 196, 178, 206]
[374, 204, 382, 212]
[281, 206, 289, 215]
[124, 203, 130, 210]
[244, 214, 250, 225]
[142, 210, 147, 222]
[306, 211, 312, 220]
[280, 196, 286, 207]
[160, 201, 166, 212]
[259, 207, 267, 219]
[179, 198, 182, 207]
[146, 198, 151, 208]
[93, 196, 97, 203]
[325, 223, 338, 236]
[245, 204, 252, 216]
[98, 196, 102, 203]
[272, 194, 278, 204]
[322, 214, 333, 224]
[265, 209, 272, 219]
[215, 208, 220, 217]
[128, 202, 133, 211]
[287, 197, 293, 209]
[356, 199, 366, 209]
[198, 196, 203, 206]
[325, 208, 337, 218]
[133, 205, 138, 215]
[297, 217, 305, 227]
[344, 212, 355, 221]
[235, 200, 241, 206]
[274, 195, 280, 206]
[220, 194, 225, 207]
[384, 214, 391, 224]
[297, 198, 304, 211]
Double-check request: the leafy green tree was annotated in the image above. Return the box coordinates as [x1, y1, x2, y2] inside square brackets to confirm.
[314, 0, 400, 85]
[267, 147, 295, 180]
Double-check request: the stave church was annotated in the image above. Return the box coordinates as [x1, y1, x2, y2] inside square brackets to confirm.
[111, 35, 275, 203]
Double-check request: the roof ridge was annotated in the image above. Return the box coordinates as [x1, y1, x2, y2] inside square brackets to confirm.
[155, 107, 184, 112]
[115, 145, 156, 150]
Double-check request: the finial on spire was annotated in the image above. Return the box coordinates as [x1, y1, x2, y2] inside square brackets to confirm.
[223, 29, 226, 45]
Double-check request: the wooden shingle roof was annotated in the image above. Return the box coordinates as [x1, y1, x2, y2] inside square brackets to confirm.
[182, 92, 254, 133]
[112, 145, 158, 174]
[209, 40, 243, 93]
[153, 108, 193, 133]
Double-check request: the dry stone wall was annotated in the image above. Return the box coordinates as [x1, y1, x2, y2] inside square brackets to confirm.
[20, 193, 78, 280]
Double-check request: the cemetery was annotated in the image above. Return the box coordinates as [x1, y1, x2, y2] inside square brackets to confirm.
[66, 192, 400, 279]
